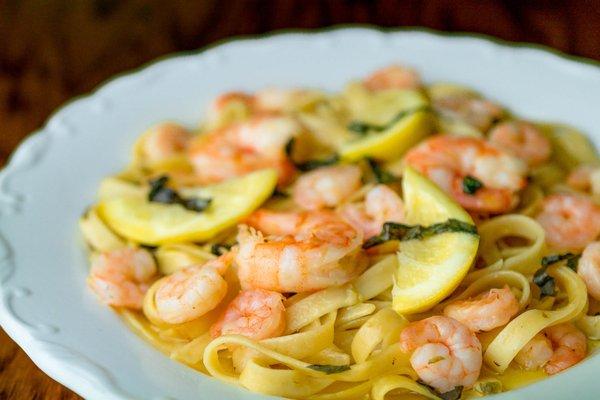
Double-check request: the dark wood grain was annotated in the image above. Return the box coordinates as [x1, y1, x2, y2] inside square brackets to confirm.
[1, 0, 600, 398]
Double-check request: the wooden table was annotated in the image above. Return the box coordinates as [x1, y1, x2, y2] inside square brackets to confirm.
[1, 0, 599, 398]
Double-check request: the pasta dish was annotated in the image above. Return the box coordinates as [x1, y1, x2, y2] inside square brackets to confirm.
[79, 65, 600, 399]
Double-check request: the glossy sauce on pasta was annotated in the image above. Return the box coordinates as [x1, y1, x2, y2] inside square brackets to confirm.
[80, 65, 600, 399]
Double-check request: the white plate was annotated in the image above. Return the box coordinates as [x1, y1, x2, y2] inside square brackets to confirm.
[1, 27, 599, 400]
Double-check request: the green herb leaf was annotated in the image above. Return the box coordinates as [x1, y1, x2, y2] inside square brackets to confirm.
[295, 155, 340, 172]
[285, 138, 339, 171]
[474, 380, 502, 395]
[363, 218, 478, 249]
[440, 386, 464, 400]
[210, 243, 233, 256]
[307, 364, 351, 374]
[567, 255, 581, 271]
[533, 267, 556, 297]
[272, 188, 290, 198]
[148, 175, 212, 212]
[284, 137, 295, 158]
[367, 158, 398, 183]
[347, 105, 432, 134]
[541, 253, 577, 268]
[462, 175, 484, 195]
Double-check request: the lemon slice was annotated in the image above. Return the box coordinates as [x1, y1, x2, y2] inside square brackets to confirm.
[98, 169, 277, 245]
[339, 111, 432, 162]
[392, 167, 479, 314]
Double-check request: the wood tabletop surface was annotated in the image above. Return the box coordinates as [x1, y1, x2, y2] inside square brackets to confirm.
[1, 0, 600, 398]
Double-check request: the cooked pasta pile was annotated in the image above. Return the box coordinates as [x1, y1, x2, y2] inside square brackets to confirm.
[80, 64, 600, 399]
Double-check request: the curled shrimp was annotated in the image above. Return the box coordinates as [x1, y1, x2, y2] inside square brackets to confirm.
[433, 93, 504, 132]
[153, 253, 233, 324]
[399, 316, 482, 393]
[489, 121, 552, 166]
[340, 184, 405, 238]
[363, 65, 421, 91]
[514, 333, 554, 371]
[567, 165, 598, 192]
[403, 135, 527, 213]
[188, 115, 300, 185]
[140, 123, 192, 164]
[210, 289, 286, 340]
[578, 241, 600, 301]
[88, 248, 157, 309]
[236, 210, 365, 292]
[292, 165, 362, 210]
[535, 194, 600, 250]
[544, 323, 587, 375]
[442, 286, 519, 332]
[254, 87, 319, 112]
[205, 92, 255, 127]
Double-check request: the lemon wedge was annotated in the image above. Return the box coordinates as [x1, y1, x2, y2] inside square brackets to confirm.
[392, 167, 479, 314]
[98, 169, 277, 245]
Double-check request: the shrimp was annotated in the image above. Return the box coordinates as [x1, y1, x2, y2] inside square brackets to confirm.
[488, 121, 552, 166]
[399, 316, 482, 393]
[514, 333, 554, 371]
[363, 65, 421, 91]
[236, 210, 365, 292]
[340, 184, 405, 239]
[292, 165, 362, 210]
[544, 323, 587, 375]
[442, 286, 519, 332]
[577, 242, 600, 301]
[210, 289, 286, 340]
[535, 194, 600, 250]
[153, 253, 233, 324]
[403, 135, 527, 213]
[188, 115, 300, 185]
[140, 123, 192, 164]
[205, 92, 255, 128]
[254, 87, 319, 113]
[433, 94, 504, 132]
[87, 248, 157, 309]
[567, 165, 598, 192]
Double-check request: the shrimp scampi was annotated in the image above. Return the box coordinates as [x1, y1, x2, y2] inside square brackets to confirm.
[443, 286, 519, 332]
[188, 115, 301, 185]
[237, 210, 365, 292]
[403, 135, 527, 213]
[340, 184, 405, 239]
[210, 289, 286, 340]
[292, 165, 362, 210]
[577, 241, 600, 301]
[153, 253, 234, 324]
[535, 194, 600, 250]
[399, 316, 483, 393]
[88, 248, 157, 309]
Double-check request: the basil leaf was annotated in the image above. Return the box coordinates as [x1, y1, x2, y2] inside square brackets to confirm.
[367, 158, 398, 183]
[567, 254, 581, 271]
[462, 175, 483, 195]
[285, 138, 339, 171]
[148, 175, 212, 212]
[474, 380, 502, 395]
[440, 386, 464, 400]
[210, 243, 233, 256]
[541, 253, 576, 267]
[295, 155, 340, 172]
[307, 364, 351, 374]
[363, 218, 478, 249]
[272, 188, 290, 198]
[418, 381, 463, 400]
[533, 267, 556, 297]
[347, 105, 432, 134]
